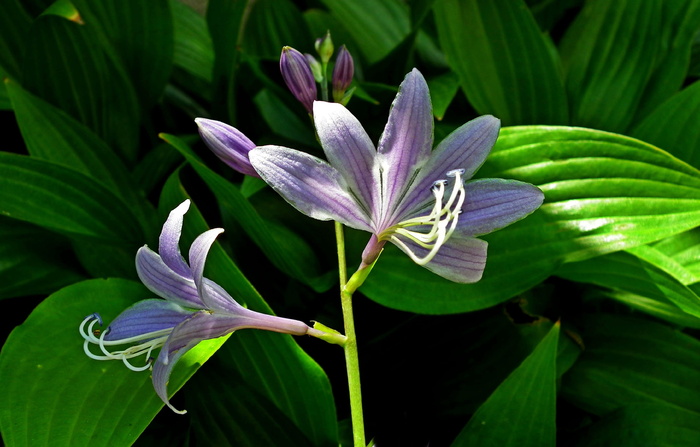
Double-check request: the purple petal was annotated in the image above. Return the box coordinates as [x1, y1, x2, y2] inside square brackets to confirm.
[158, 200, 193, 279]
[249, 146, 374, 231]
[195, 118, 259, 178]
[393, 234, 488, 283]
[392, 115, 501, 222]
[314, 101, 380, 220]
[457, 179, 544, 236]
[280, 46, 317, 113]
[187, 228, 239, 311]
[103, 299, 193, 341]
[376, 69, 434, 222]
[135, 246, 204, 308]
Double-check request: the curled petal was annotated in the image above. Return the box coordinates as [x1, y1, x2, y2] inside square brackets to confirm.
[457, 179, 544, 237]
[376, 69, 434, 222]
[136, 246, 203, 308]
[392, 234, 488, 283]
[103, 299, 192, 341]
[187, 228, 236, 311]
[158, 200, 193, 279]
[393, 115, 501, 221]
[314, 101, 380, 219]
[250, 146, 373, 232]
[195, 118, 259, 177]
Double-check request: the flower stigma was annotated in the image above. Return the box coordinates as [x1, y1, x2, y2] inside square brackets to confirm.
[80, 314, 171, 372]
[380, 169, 467, 265]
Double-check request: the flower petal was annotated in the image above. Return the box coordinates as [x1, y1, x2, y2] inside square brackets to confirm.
[392, 234, 488, 283]
[195, 118, 259, 177]
[103, 299, 192, 341]
[457, 178, 544, 236]
[187, 228, 241, 311]
[249, 145, 373, 231]
[314, 101, 380, 220]
[392, 115, 501, 221]
[158, 200, 193, 279]
[135, 246, 203, 308]
[376, 69, 434, 221]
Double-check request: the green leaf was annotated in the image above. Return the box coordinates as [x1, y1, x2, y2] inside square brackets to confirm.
[21, 14, 140, 162]
[6, 79, 157, 235]
[241, 0, 311, 60]
[158, 172, 338, 446]
[570, 403, 700, 447]
[427, 71, 460, 121]
[0, 278, 228, 447]
[319, 0, 410, 65]
[434, 0, 568, 125]
[561, 314, 700, 415]
[161, 133, 330, 291]
[0, 0, 31, 79]
[362, 126, 700, 314]
[253, 88, 317, 146]
[451, 322, 559, 447]
[171, 0, 214, 84]
[0, 152, 143, 243]
[559, 0, 663, 132]
[71, 0, 174, 110]
[555, 251, 700, 326]
[652, 228, 700, 280]
[632, 80, 700, 169]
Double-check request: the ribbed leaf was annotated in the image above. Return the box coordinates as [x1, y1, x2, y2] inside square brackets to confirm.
[0, 152, 143, 243]
[561, 314, 700, 415]
[171, 0, 213, 83]
[159, 172, 338, 446]
[632, 80, 700, 169]
[451, 323, 559, 447]
[362, 126, 700, 314]
[21, 15, 140, 162]
[652, 228, 700, 280]
[559, 0, 662, 131]
[242, 0, 310, 60]
[434, 0, 568, 125]
[0, 0, 31, 79]
[0, 278, 229, 447]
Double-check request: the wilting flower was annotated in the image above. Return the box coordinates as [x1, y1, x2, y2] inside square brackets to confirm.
[280, 46, 317, 113]
[332, 45, 354, 103]
[80, 200, 314, 413]
[249, 69, 544, 283]
[195, 118, 259, 177]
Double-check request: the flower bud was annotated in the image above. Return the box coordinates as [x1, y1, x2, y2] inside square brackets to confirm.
[280, 46, 317, 113]
[314, 31, 334, 64]
[195, 118, 259, 177]
[305, 53, 324, 83]
[332, 45, 354, 103]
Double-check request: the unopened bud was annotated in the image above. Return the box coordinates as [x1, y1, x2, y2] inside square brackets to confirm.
[280, 46, 317, 114]
[314, 31, 334, 64]
[305, 53, 323, 83]
[195, 118, 259, 177]
[332, 45, 354, 103]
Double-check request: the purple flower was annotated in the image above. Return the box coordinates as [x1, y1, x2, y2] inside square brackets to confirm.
[80, 200, 312, 413]
[195, 118, 259, 177]
[249, 69, 544, 283]
[280, 46, 317, 113]
[332, 45, 354, 103]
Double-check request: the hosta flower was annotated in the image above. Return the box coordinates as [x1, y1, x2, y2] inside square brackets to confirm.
[280, 46, 317, 113]
[249, 69, 544, 283]
[195, 118, 259, 177]
[80, 200, 313, 413]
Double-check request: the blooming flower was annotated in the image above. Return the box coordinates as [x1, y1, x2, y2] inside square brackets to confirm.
[195, 118, 259, 177]
[80, 200, 314, 413]
[249, 69, 544, 283]
[280, 46, 317, 113]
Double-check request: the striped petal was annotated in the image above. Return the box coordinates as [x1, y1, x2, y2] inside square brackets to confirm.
[103, 299, 192, 341]
[135, 246, 203, 308]
[158, 200, 193, 279]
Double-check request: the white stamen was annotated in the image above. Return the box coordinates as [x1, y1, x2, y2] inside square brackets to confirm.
[80, 314, 171, 372]
[385, 169, 467, 265]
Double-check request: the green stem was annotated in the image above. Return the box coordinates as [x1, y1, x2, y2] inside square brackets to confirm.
[335, 221, 365, 447]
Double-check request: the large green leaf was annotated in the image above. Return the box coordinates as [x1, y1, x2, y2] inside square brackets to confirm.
[161, 133, 331, 292]
[6, 80, 157, 235]
[0, 152, 143, 243]
[556, 251, 700, 326]
[632, 80, 700, 169]
[451, 323, 559, 446]
[0, 278, 229, 447]
[72, 0, 173, 110]
[559, 0, 663, 132]
[0, 0, 31, 79]
[434, 0, 568, 125]
[570, 403, 700, 447]
[561, 314, 700, 415]
[21, 14, 140, 162]
[171, 0, 213, 88]
[362, 126, 700, 314]
[652, 228, 700, 281]
[158, 172, 338, 446]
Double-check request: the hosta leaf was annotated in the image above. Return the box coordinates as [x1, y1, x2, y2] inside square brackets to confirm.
[0, 279, 229, 447]
[434, 0, 568, 125]
[0, 0, 31, 79]
[171, 0, 213, 87]
[561, 314, 700, 415]
[451, 322, 559, 447]
[652, 228, 700, 280]
[362, 126, 700, 314]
